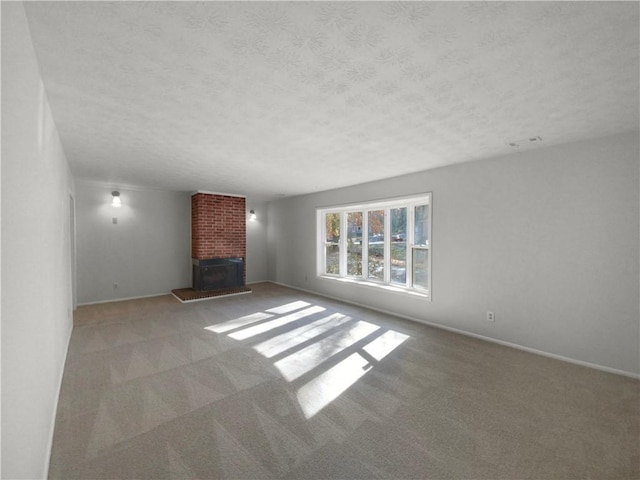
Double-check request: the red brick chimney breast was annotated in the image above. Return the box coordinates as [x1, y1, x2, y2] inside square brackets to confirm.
[191, 192, 246, 281]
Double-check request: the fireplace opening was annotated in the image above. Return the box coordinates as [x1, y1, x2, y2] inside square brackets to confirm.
[192, 257, 244, 291]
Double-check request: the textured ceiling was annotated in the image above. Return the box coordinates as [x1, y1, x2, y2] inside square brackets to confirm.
[22, 1, 640, 201]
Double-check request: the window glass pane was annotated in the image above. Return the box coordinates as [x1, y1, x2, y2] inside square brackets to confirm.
[414, 204, 429, 246]
[325, 213, 340, 274]
[390, 207, 407, 284]
[347, 212, 363, 276]
[412, 248, 429, 289]
[368, 210, 385, 280]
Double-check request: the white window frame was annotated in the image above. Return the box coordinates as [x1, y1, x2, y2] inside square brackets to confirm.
[317, 193, 432, 300]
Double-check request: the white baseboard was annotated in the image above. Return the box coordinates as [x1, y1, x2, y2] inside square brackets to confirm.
[269, 281, 640, 380]
[79, 283, 270, 306]
[78, 292, 171, 306]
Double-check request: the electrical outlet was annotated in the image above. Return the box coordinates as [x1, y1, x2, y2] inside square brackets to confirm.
[113, 283, 118, 289]
[487, 311, 495, 322]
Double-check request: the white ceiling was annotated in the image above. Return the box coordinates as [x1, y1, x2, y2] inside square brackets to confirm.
[22, 1, 639, 202]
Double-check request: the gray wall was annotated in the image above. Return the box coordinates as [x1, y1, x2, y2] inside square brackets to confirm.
[1, 3, 75, 478]
[76, 187, 269, 303]
[76, 184, 192, 304]
[246, 200, 269, 283]
[267, 132, 640, 376]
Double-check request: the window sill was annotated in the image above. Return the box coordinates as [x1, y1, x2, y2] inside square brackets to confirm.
[318, 274, 429, 300]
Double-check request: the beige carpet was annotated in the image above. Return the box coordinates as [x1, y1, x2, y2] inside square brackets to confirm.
[50, 282, 639, 479]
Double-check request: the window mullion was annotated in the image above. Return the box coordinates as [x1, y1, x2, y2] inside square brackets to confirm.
[362, 209, 369, 279]
[407, 204, 415, 288]
[383, 208, 391, 283]
[340, 212, 347, 276]
[320, 212, 326, 276]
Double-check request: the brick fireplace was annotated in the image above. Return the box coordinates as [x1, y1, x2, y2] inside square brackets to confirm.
[191, 192, 246, 291]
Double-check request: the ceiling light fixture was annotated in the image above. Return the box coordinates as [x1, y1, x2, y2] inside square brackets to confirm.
[111, 191, 122, 207]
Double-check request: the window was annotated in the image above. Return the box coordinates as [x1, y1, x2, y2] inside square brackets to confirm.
[368, 210, 384, 281]
[347, 212, 363, 276]
[317, 194, 432, 298]
[324, 213, 340, 274]
[390, 207, 407, 284]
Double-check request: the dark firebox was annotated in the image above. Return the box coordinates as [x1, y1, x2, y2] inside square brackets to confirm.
[192, 257, 244, 291]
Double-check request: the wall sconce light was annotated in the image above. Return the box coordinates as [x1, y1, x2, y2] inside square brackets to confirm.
[111, 191, 122, 207]
[248, 209, 256, 221]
